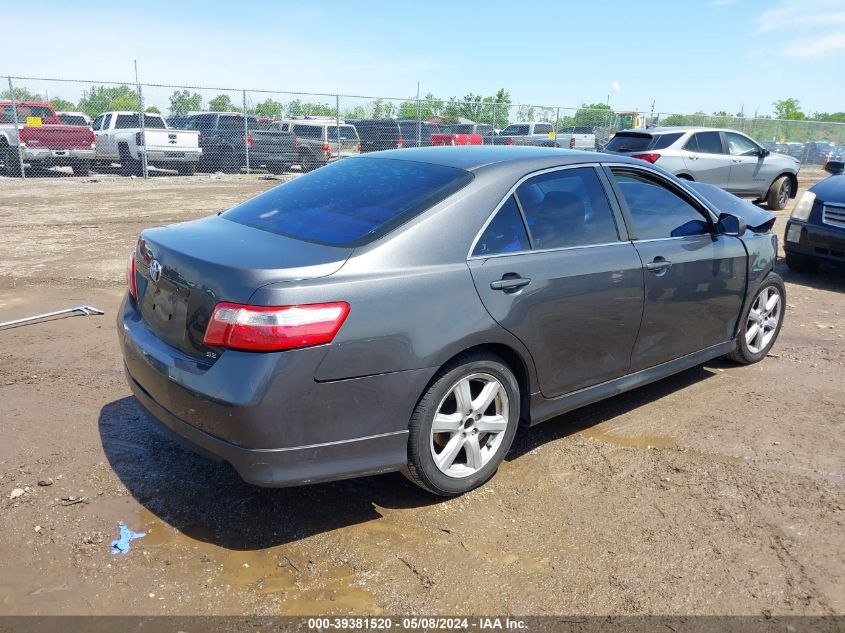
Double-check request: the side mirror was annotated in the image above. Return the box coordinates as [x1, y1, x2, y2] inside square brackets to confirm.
[760, 148, 770, 157]
[824, 159, 844, 175]
[717, 213, 746, 237]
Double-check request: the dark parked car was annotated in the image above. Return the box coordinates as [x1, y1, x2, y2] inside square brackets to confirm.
[120, 147, 784, 496]
[348, 118, 404, 152]
[784, 159, 845, 272]
[182, 112, 297, 174]
[398, 119, 438, 147]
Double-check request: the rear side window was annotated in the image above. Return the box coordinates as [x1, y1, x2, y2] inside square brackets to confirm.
[604, 133, 653, 152]
[501, 124, 529, 136]
[612, 170, 710, 239]
[533, 124, 553, 135]
[651, 132, 683, 149]
[472, 196, 530, 256]
[327, 125, 358, 140]
[293, 124, 323, 140]
[224, 158, 473, 246]
[516, 167, 619, 249]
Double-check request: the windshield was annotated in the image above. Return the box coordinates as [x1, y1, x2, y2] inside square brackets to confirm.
[224, 157, 473, 246]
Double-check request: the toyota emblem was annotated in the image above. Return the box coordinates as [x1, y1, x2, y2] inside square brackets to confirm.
[149, 259, 162, 283]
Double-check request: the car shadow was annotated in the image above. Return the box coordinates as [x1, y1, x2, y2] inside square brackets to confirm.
[776, 258, 845, 293]
[98, 397, 439, 551]
[507, 361, 723, 460]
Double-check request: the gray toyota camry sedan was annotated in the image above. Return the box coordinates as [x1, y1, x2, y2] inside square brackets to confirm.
[119, 146, 784, 496]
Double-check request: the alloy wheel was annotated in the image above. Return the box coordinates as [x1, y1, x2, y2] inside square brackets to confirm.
[778, 180, 791, 207]
[430, 373, 509, 479]
[746, 285, 782, 354]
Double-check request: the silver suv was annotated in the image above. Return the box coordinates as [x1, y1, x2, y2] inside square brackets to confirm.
[271, 117, 360, 172]
[604, 127, 800, 209]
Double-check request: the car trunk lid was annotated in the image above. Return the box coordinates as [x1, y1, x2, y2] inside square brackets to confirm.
[135, 215, 352, 361]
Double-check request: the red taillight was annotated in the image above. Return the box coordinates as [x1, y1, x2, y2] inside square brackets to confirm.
[18, 128, 25, 145]
[396, 138, 404, 148]
[127, 251, 138, 302]
[357, 142, 361, 153]
[203, 302, 350, 352]
[245, 134, 253, 150]
[88, 129, 95, 147]
[505, 138, 514, 146]
[293, 138, 300, 150]
[632, 153, 661, 164]
[569, 137, 576, 149]
[322, 142, 331, 156]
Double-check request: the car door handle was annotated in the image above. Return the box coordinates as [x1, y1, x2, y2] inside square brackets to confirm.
[490, 276, 531, 291]
[688, 154, 699, 160]
[645, 257, 672, 273]
[731, 158, 742, 163]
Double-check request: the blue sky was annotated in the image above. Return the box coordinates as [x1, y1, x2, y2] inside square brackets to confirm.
[3, 0, 843, 117]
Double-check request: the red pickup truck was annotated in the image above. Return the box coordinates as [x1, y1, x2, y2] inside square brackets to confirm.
[431, 123, 495, 146]
[0, 101, 95, 176]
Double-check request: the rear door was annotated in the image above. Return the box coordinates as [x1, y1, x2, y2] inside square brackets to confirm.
[606, 166, 746, 372]
[468, 166, 644, 398]
[328, 125, 360, 157]
[681, 131, 731, 187]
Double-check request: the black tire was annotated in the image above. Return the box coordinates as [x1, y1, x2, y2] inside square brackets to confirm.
[405, 353, 520, 496]
[766, 175, 792, 210]
[267, 163, 290, 175]
[176, 163, 197, 176]
[71, 160, 90, 176]
[785, 252, 821, 273]
[1, 145, 23, 177]
[728, 272, 786, 365]
[299, 152, 318, 173]
[119, 144, 142, 176]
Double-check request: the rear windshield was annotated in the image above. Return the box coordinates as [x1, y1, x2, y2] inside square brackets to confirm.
[0, 104, 59, 125]
[327, 125, 358, 140]
[114, 114, 166, 129]
[351, 120, 398, 136]
[58, 114, 88, 126]
[604, 133, 654, 152]
[224, 157, 473, 246]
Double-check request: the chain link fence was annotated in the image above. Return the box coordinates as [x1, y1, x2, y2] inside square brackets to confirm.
[2, 74, 844, 179]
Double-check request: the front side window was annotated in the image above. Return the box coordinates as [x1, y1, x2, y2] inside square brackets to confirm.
[516, 167, 619, 249]
[533, 124, 553, 135]
[501, 125, 529, 136]
[725, 132, 759, 156]
[92, 114, 104, 130]
[612, 170, 711, 239]
[472, 196, 530, 256]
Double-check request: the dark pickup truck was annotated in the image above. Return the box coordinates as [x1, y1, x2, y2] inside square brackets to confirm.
[182, 112, 297, 174]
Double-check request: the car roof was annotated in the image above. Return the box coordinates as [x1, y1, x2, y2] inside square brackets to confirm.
[360, 146, 643, 171]
[618, 126, 745, 135]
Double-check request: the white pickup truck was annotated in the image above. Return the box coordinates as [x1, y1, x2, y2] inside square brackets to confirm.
[92, 111, 202, 175]
[491, 121, 596, 151]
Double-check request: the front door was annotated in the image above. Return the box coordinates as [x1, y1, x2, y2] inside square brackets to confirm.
[725, 131, 767, 196]
[468, 166, 644, 398]
[607, 167, 747, 372]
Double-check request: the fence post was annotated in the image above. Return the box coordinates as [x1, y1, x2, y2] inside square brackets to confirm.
[336, 94, 341, 156]
[554, 107, 560, 146]
[242, 90, 250, 174]
[134, 61, 149, 179]
[416, 81, 421, 148]
[6, 76, 26, 178]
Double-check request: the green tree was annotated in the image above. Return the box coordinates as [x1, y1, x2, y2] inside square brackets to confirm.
[342, 104, 367, 119]
[169, 90, 202, 115]
[570, 102, 612, 127]
[773, 98, 805, 120]
[77, 85, 140, 118]
[397, 93, 445, 120]
[252, 98, 285, 119]
[287, 100, 336, 117]
[0, 86, 42, 101]
[208, 94, 241, 112]
[812, 111, 845, 123]
[49, 97, 77, 112]
[145, 106, 161, 114]
[369, 99, 396, 118]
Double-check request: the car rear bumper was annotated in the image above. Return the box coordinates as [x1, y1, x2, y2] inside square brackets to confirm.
[248, 151, 298, 164]
[127, 368, 408, 487]
[144, 147, 203, 163]
[118, 296, 428, 486]
[784, 219, 845, 263]
[21, 147, 95, 162]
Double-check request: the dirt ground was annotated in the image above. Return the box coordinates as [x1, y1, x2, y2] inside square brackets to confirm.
[0, 168, 842, 617]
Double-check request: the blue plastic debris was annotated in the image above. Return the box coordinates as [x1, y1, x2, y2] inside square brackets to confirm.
[111, 522, 146, 554]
